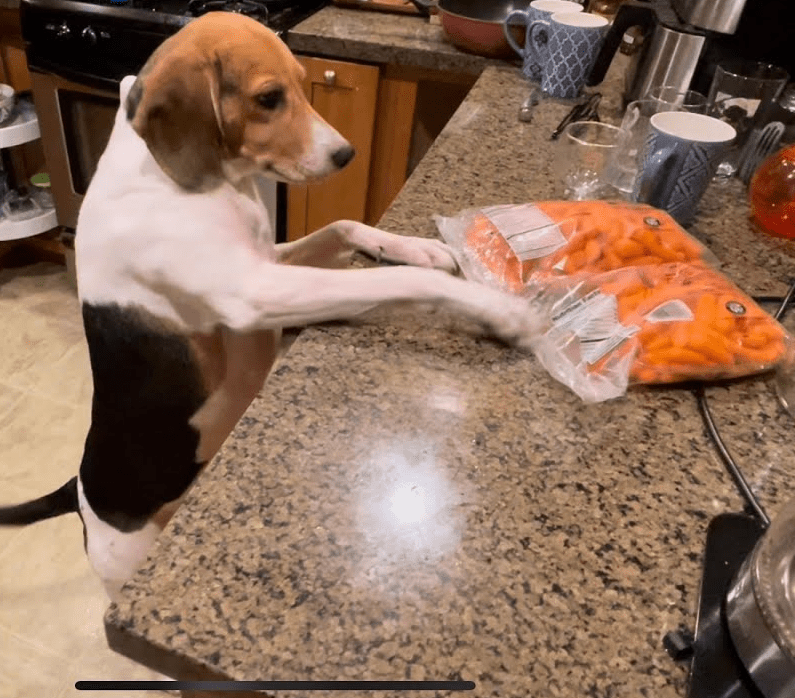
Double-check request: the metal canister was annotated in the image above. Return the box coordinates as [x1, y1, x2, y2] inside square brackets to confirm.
[725, 497, 795, 698]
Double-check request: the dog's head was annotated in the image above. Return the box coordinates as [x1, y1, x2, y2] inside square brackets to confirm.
[126, 12, 354, 191]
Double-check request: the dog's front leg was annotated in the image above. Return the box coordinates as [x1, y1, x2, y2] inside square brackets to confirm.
[141, 231, 547, 348]
[276, 220, 458, 273]
[216, 265, 544, 348]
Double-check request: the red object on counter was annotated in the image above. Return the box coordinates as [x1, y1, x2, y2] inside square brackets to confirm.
[749, 143, 795, 240]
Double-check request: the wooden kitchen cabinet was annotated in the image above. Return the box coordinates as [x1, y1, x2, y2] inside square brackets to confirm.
[286, 55, 379, 242]
[287, 55, 473, 241]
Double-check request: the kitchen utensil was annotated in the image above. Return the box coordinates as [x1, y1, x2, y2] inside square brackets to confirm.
[748, 142, 795, 240]
[737, 120, 784, 185]
[503, 0, 584, 82]
[408, 0, 532, 57]
[550, 91, 601, 139]
[706, 60, 789, 179]
[603, 97, 682, 199]
[553, 120, 620, 199]
[518, 86, 542, 122]
[634, 111, 736, 225]
[525, 12, 608, 100]
[725, 496, 795, 698]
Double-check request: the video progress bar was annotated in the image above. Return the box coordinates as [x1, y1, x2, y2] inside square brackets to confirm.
[76, 680, 476, 691]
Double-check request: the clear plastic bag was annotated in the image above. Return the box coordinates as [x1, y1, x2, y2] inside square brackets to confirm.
[437, 201, 791, 402]
[436, 200, 715, 292]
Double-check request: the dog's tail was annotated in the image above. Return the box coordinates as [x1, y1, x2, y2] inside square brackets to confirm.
[0, 477, 79, 525]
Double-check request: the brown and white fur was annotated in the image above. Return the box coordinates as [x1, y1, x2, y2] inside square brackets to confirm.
[0, 12, 544, 599]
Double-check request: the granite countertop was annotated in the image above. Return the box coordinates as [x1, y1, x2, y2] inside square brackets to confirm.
[287, 5, 515, 75]
[105, 14, 795, 698]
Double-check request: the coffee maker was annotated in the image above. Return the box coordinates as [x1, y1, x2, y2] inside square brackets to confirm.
[587, 0, 795, 104]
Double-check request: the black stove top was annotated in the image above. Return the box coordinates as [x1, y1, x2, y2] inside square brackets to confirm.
[20, 0, 328, 90]
[64, 0, 320, 27]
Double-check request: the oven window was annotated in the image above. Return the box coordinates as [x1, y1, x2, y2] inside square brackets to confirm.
[58, 90, 118, 196]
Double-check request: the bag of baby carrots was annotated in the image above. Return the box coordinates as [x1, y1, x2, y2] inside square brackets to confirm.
[435, 200, 715, 292]
[530, 264, 791, 400]
[435, 201, 792, 402]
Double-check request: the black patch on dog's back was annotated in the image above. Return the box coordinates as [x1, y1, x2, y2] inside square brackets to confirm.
[80, 303, 208, 531]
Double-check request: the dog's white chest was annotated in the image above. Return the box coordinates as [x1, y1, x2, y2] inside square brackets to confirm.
[75, 105, 276, 334]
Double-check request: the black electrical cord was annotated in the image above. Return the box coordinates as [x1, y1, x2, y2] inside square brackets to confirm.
[772, 281, 795, 322]
[695, 386, 771, 528]
[694, 279, 795, 530]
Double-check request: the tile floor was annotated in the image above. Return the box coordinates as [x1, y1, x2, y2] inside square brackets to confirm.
[0, 257, 169, 698]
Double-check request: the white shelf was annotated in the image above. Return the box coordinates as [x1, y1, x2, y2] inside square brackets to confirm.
[0, 99, 55, 241]
[0, 207, 58, 241]
[0, 102, 41, 150]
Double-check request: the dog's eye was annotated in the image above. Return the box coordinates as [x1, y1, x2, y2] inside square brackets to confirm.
[256, 89, 285, 110]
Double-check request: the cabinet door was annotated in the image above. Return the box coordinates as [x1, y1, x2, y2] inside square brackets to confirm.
[287, 56, 379, 241]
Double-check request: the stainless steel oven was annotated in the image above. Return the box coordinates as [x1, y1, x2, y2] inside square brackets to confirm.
[29, 71, 117, 230]
[29, 71, 281, 233]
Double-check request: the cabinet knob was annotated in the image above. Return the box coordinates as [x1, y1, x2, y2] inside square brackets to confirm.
[323, 70, 337, 86]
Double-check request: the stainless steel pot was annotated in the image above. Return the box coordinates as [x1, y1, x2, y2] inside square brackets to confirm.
[725, 497, 795, 698]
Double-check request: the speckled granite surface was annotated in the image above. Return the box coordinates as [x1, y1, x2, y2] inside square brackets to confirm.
[286, 5, 515, 75]
[105, 59, 795, 698]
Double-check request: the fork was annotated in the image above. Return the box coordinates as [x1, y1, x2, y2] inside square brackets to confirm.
[737, 121, 786, 184]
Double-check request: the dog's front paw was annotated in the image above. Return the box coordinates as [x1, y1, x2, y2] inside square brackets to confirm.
[482, 294, 549, 350]
[384, 237, 460, 275]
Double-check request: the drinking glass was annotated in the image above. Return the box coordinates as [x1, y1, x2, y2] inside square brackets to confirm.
[706, 60, 789, 179]
[603, 99, 681, 200]
[647, 85, 707, 113]
[554, 121, 621, 200]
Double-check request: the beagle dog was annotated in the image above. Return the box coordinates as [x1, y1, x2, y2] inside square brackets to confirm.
[0, 12, 543, 598]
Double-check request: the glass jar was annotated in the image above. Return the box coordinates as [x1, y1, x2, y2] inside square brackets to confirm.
[29, 172, 54, 209]
[748, 142, 795, 240]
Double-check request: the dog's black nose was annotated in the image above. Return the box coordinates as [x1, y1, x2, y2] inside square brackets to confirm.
[331, 145, 355, 170]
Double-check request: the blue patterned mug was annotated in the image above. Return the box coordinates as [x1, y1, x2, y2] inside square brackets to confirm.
[525, 12, 607, 100]
[503, 1, 584, 83]
[633, 111, 736, 225]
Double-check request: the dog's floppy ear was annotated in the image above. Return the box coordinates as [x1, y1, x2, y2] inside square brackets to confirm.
[128, 48, 225, 192]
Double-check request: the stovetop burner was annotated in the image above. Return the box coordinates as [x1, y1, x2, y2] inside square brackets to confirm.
[94, 0, 296, 18]
[59, 0, 323, 23]
[186, 0, 281, 21]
